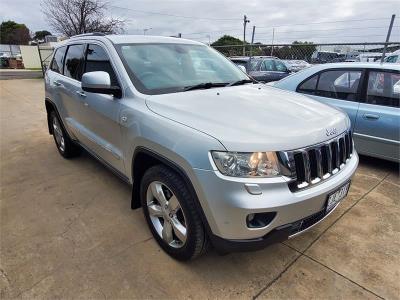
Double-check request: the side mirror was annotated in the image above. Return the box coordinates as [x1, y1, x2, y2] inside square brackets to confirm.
[81, 71, 122, 98]
[237, 65, 247, 73]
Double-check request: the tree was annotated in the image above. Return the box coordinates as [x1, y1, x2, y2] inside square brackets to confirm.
[41, 0, 125, 37]
[0, 21, 31, 45]
[33, 30, 52, 41]
[211, 35, 244, 56]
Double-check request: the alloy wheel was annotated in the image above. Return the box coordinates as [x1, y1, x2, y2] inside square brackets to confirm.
[52, 116, 65, 152]
[146, 181, 187, 248]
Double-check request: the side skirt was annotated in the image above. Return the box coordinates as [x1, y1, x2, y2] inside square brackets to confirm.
[77, 141, 131, 185]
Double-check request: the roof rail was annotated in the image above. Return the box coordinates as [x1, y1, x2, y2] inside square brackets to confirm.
[70, 32, 106, 38]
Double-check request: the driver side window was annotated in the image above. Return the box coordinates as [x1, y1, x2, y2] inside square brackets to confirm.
[85, 44, 119, 86]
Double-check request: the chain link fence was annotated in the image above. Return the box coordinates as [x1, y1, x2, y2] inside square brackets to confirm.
[212, 42, 400, 63]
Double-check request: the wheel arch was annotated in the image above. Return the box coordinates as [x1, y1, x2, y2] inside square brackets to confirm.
[131, 147, 213, 235]
[45, 98, 56, 134]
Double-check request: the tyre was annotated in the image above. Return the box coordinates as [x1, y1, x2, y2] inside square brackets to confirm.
[140, 165, 208, 260]
[49, 111, 81, 158]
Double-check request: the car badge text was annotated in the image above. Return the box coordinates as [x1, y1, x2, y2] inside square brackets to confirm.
[326, 128, 337, 136]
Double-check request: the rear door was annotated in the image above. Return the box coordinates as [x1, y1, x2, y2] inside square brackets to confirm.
[47, 46, 67, 118]
[296, 68, 363, 129]
[78, 43, 125, 173]
[57, 44, 87, 140]
[354, 69, 400, 161]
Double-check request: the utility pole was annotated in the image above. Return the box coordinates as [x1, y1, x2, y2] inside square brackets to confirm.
[271, 28, 275, 56]
[243, 15, 250, 56]
[381, 14, 395, 63]
[250, 26, 256, 57]
[143, 28, 152, 35]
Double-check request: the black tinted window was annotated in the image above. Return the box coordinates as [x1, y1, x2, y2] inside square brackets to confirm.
[366, 71, 400, 108]
[64, 44, 85, 80]
[50, 46, 66, 73]
[298, 75, 318, 95]
[316, 70, 361, 101]
[85, 44, 118, 86]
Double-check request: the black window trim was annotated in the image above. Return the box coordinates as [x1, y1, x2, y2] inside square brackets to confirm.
[360, 68, 400, 107]
[296, 67, 366, 102]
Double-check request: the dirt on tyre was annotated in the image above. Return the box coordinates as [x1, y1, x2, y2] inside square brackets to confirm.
[49, 111, 81, 158]
[140, 165, 209, 261]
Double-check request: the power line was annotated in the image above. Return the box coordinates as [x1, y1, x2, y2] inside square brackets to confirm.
[255, 25, 400, 35]
[182, 28, 242, 35]
[256, 17, 391, 29]
[110, 5, 242, 21]
[183, 25, 399, 38]
[254, 34, 388, 43]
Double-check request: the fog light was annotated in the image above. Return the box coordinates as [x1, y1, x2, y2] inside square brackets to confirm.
[246, 212, 277, 228]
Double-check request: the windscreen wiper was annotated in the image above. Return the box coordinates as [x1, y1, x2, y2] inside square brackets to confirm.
[183, 82, 228, 91]
[226, 79, 257, 87]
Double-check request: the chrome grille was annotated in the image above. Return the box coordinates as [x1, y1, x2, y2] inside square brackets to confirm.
[278, 131, 353, 191]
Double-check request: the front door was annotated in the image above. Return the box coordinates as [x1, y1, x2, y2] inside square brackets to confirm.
[78, 43, 125, 173]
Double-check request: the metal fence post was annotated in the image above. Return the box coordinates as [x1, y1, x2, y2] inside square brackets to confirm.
[37, 44, 45, 77]
[381, 14, 396, 63]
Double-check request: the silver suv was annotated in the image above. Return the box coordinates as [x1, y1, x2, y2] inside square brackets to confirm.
[45, 34, 358, 260]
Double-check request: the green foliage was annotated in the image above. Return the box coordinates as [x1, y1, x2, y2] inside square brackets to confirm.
[211, 35, 316, 60]
[211, 35, 244, 56]
[0, 20, 31, 45]
[33, 30, 52, 40]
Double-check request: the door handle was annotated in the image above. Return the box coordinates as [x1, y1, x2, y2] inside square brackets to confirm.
[76, 91, 87, 98]
[54, 81, 62, 86]
[363, 113, 380, 120]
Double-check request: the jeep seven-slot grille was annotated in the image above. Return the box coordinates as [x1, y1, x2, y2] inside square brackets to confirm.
[286, 131, 353, 191]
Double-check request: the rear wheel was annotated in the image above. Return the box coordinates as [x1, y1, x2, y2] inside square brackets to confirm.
[50, 111, 80, 158]
[141, 165, 208, 260]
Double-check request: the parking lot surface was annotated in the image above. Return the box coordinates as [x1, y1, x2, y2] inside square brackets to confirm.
[0, 70, 43, 80]
[1, 79, 399, 299]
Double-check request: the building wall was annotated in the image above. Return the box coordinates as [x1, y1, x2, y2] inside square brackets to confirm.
[20, 46, 42, 69]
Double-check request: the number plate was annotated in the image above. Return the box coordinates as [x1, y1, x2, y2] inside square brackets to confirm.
[326, 181, 351, 213]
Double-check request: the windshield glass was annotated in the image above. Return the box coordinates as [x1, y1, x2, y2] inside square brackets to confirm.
[115, 43, 249, 95]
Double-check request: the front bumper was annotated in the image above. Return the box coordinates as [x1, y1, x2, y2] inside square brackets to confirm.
[191, 152, 358, 244]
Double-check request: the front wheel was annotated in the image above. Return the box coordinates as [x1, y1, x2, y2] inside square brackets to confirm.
[140, 165, 208, 260]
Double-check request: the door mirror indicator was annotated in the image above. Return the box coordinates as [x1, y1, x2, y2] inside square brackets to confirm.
[81, 71, 122, 98]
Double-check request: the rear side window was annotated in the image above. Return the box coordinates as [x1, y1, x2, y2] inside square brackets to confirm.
[316, 70, 361, 100]
[63, 44, 85, 81]
[85, 44, 119, 86]
[366, 71, 400, 108]
[298, 75, 318, 95]
[50, 46, 67, 73]
[298, 70, 361, 101]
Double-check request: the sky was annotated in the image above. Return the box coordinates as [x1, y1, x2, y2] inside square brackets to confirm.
[1, 0, 399, 44]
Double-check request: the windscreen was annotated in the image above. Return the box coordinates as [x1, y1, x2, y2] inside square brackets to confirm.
[116, 43, 249, 94]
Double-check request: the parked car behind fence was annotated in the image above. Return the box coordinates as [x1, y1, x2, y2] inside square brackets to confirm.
[230, 56, 291, 82]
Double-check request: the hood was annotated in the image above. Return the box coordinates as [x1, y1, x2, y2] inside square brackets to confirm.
[145, 84, 349, 152]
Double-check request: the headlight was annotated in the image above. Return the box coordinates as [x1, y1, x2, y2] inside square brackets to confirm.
[211, 151, 280, 177]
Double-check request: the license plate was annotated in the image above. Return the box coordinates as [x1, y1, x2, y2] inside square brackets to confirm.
[326, 181, 351, 213]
